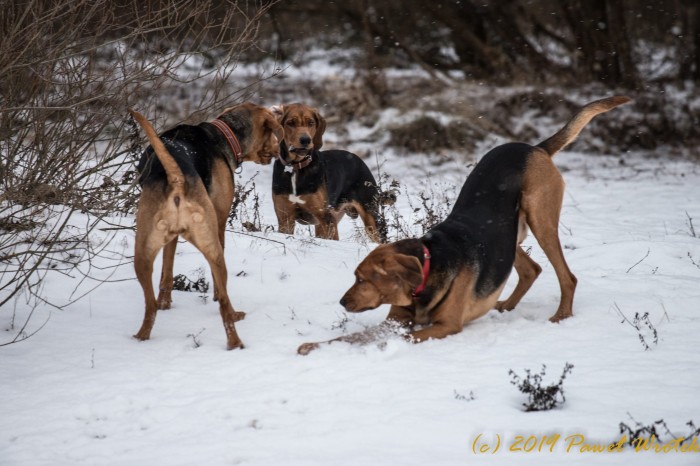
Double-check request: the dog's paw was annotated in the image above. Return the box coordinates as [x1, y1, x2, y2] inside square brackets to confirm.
[133, 331, 151, 341]
[548, 312, 573, 323]
[156, 289, 172, 309]
[226, 334, 245, 350]
[297, 342, 320, 356]
[494, 300, 515, 312]
[232, 311, 246, 322]
[156, 298, 172, 310]
[226, 340, 245, 350]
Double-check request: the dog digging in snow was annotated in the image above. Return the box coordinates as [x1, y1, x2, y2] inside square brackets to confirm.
[298, 96, 630, 355]
[129, 104, 283, 350]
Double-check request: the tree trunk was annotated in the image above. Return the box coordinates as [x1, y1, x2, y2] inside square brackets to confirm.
[562, 0, 636, 87]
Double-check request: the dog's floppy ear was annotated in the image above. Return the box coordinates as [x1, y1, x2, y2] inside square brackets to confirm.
[264, 109, 285, 142]
[269, 105, 284, 123]
[381, 254, 423, 288]
[312, 108, 326, 150]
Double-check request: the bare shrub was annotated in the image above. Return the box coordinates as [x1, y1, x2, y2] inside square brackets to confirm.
[0, 0, 274, 343]
[374, 178, 457, 242]
[228, 173, 272, 233]
[371, 161, 401, 242]
[613, 303, 659, 351]
[619, 414, 700, 448]
[509, 363, 574, 412]
[173, 269, 210, 294]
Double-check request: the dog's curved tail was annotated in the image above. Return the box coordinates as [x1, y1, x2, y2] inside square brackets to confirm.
[536, 96, 631, 157]
[129, 109, 186, 193]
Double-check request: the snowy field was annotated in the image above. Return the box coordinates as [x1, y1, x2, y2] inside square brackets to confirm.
[1, 55, 699, 464]
[2, 143, 699, 465]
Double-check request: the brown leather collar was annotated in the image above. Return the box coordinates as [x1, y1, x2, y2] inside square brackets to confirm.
[210, 119, 243, 166]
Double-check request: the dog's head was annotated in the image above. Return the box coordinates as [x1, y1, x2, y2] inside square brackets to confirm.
[272, 103, 326, 163]
[218, 103, 283, 165]
[340, 243, 423, 312]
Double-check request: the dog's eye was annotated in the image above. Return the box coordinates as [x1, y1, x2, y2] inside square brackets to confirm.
[356, 277, 364, 284]
[307, 120, 315, 127]
[286, 121, 296, 127]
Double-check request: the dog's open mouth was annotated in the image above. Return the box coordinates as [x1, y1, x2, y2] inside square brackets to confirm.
[288, 147, 310, 157]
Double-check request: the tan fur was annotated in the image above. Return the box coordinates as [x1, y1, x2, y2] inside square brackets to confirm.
[278, 103, 326, 159]
[130, 105, 281, 350]
[537, 96, 631, 156]
[337, 200, 383, 243]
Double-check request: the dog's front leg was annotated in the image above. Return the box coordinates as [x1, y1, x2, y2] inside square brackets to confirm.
[296, 333, 365, 356]
[297, 341, 323, 355]
[408, 321, 463, 343]
[273, 196, 296, 235]
[315, 217, 339, 240]
[386, 305, 415, 328]
[297, 314, 413, 355]
[276, 211, 296, 235]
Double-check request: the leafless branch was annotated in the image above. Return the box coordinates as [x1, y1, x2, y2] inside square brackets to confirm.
[0, 0, 276, 335]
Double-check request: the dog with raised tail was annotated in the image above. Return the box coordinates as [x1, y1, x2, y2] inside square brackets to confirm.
[129, 104, 283, 350]
[298, 96, 631, 355]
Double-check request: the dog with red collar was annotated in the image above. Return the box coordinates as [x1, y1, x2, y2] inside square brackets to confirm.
[297, 96, 630, 354]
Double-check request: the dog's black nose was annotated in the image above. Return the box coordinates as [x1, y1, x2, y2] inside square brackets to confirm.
[299, 135, 311, 147]
[339, 297, 347, 307]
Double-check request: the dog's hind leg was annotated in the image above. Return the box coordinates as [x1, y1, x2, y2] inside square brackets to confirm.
[157, 237, 177, 310]
[134, 237, 167, 341]
[522, 154, 577, 322]
[212, 212, 229, 303]
[184, 207, 245, 350]
[495, 246, 542, 312]
[203, 249, 245, 349]
[529, 220, 577, 322]
[352, 201, 384, 243]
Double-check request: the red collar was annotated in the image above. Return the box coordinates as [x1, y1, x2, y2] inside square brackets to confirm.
[210, 119, 243, 165]
[412, 244, 431, 299]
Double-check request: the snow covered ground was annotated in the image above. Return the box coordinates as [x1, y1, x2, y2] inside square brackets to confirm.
[2, 141, 699, 465]
[1, 53, 699, 464]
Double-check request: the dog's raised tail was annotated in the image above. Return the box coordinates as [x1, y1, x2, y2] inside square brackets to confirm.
[129, 109, 185, 189]
[536, 96, 631, 157]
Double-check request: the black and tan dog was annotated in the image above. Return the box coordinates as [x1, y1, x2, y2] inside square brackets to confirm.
[298, 96, 630, 355]
[130, 103, 283, 350]
[271, 103, 393, 243]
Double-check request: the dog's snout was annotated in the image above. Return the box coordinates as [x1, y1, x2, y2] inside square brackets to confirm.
[339, 296, 347, 308]
[299, 135, 311, 147]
